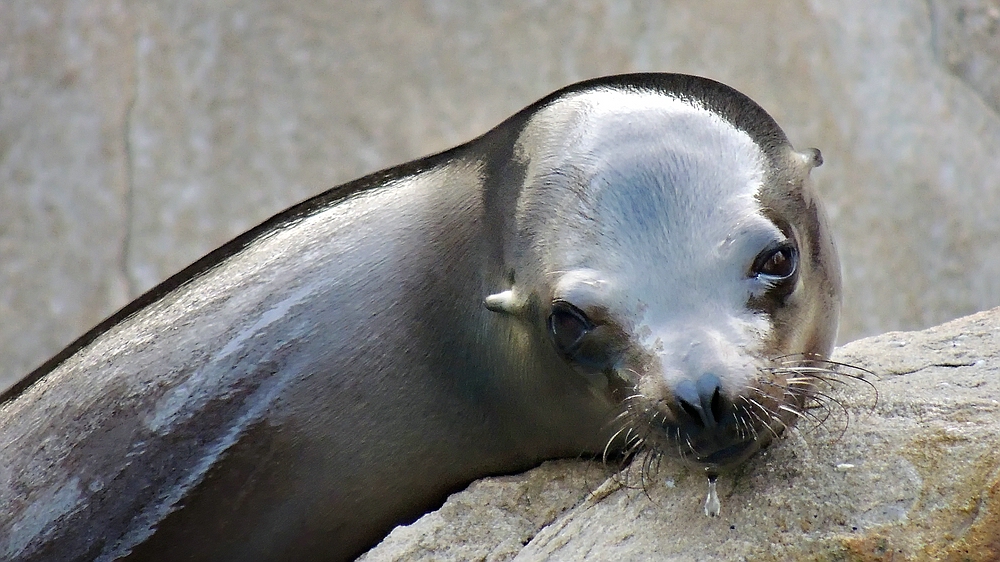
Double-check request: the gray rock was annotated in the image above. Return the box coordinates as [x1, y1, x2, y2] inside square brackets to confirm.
[929, 0, 1000, 113]
[3, 1, 1000, 400]
[357, 461, 612, 562]
[0, 0, 133, 386]
[362, 307, 1000, 561]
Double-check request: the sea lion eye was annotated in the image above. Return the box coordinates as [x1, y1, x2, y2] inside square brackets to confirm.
[548, 301, 594, 354]
[752, 242, 798, 280]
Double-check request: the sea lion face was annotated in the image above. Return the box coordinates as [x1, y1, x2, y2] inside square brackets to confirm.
[504, 87, 841, 473]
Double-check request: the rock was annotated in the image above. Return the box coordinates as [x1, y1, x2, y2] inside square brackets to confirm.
[0, 0, 134, 387]
[357, 461, 611, 562]
[3, 0, 1000, 402]
[361, 307, 1000, 561]
[928, 0, 1000, 114]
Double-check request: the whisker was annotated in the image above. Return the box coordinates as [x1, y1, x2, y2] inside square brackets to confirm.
[741, 396, 784, 439]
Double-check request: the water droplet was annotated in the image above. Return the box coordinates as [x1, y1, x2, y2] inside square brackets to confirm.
[704, 476, 720, 517]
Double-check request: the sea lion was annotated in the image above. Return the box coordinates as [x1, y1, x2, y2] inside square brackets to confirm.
[0, 73, 840, 561]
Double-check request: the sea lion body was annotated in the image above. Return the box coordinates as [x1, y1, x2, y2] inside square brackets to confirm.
[0, 74, 840, 561]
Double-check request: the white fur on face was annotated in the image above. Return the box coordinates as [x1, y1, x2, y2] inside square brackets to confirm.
[518, 88, 785, 389]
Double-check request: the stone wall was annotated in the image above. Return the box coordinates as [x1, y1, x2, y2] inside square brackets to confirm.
[2, 0, 999, 388]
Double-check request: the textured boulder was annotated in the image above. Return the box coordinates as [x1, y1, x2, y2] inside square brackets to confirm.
[3, 1, 1000, 389]
[362, 307, 1000, 561]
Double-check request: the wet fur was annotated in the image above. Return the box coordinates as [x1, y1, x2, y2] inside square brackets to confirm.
[1, 74, 849, 561]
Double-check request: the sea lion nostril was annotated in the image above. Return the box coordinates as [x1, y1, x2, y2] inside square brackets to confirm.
[680, 400, 705, 428]
[675, 376, 728, 428]
[711, 386, 725, 422]
[674, 379, 706, 428]
[697, 373, 724, 427]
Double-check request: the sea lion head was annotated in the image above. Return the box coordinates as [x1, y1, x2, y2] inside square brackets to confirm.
[486, 75, 841, 474]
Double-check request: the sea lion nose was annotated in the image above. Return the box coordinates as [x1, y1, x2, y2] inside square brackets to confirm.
[674, 373, 725, 428]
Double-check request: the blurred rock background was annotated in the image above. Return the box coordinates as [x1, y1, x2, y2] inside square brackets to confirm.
[1, 0, 999, 389]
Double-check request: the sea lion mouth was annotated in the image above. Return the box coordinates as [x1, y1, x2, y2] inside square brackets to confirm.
[658, 412, 768, 471]
[604, 356, 878, 474]
[689, 437, 759, 469]
[606, 392, 774, 473]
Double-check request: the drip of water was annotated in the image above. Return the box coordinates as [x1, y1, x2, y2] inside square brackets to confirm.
[704, 476, 720, 517]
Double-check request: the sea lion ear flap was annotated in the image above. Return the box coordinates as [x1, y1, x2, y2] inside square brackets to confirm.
[796, 147, 823, 170]
[484, 290, 523, 315]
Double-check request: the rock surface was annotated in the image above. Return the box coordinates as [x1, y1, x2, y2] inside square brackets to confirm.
[361, 307, 1000, 561]
[2, 2, 1000, 389]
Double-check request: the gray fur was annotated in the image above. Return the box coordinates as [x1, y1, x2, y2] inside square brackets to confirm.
[0, 74, 839, 561]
